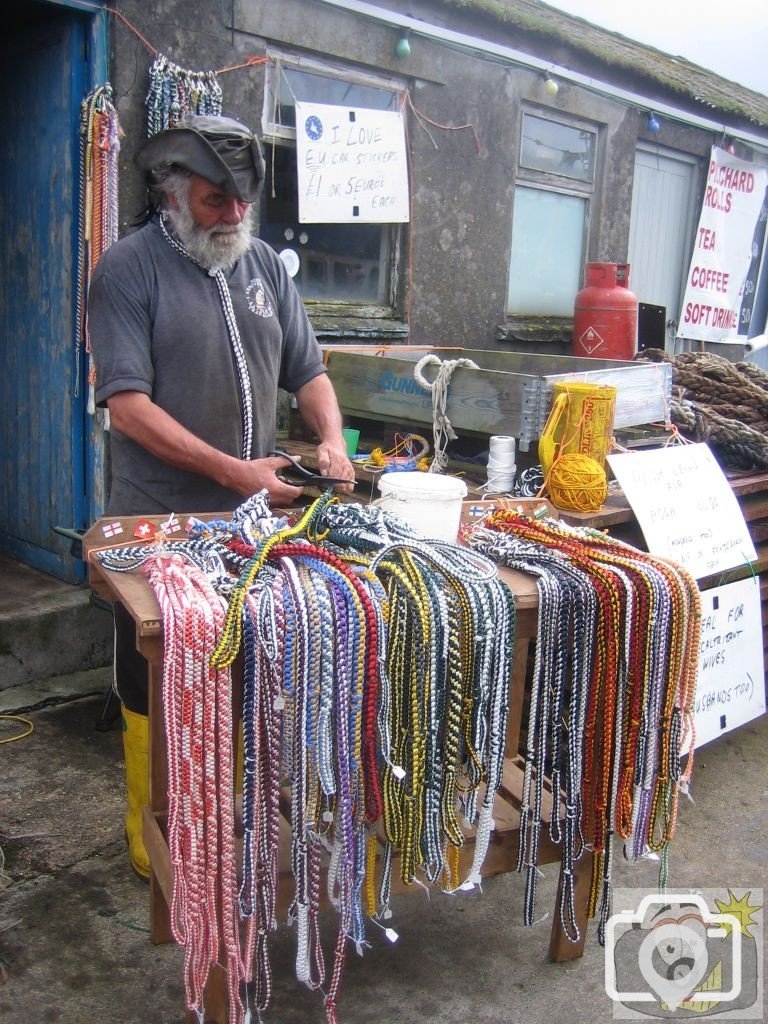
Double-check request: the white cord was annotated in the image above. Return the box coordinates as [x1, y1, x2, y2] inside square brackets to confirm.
[413, 354, 479, 473]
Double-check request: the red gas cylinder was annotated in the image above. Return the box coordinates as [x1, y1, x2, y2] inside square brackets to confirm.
[573, 262, 638, 360]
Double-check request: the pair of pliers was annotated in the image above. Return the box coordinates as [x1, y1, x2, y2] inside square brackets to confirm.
[270, 449, 354, 487]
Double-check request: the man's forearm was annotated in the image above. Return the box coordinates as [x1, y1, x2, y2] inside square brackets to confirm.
[107, 391, 243, 487]
[294, 373, 346, 446]
[294, 373, 355, 487]
[106, 390, 310, 504]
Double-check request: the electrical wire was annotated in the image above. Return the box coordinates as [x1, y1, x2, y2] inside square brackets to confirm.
[0, 715, 34, 745]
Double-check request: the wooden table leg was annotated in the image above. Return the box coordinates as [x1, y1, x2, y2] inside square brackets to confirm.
[189, 966, 228, 1024]
[145, 652, 175, 945]
[507, 607, 535, 758]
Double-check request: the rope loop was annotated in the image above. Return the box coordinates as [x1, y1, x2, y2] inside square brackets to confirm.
[412, 354, 480, 473]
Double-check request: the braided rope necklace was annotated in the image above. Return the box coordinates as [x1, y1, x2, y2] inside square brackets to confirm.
[144, 553, 245, 1023]
[159, 215, 254, 461]
[96, 493, 517, 1021]
[467, 511, 701, 944]
[146, 54, 222, 135]
[77, 84, 120, 402]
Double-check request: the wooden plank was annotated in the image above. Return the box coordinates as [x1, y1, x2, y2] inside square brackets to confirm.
[736, 492, 768, 522]
[188, 968, 227, 1024]
[497, 566, 539, 610]
[146, 645, 173, 949]
[325, 348, 670, 442]
[499, 756, 561, 826]
[325, 350, 529, 438]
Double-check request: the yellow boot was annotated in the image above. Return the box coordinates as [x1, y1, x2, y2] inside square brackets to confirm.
[121, 706, 150, 879]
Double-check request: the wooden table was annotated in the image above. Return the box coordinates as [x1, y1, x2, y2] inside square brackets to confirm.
[83, 513, 592, 1024]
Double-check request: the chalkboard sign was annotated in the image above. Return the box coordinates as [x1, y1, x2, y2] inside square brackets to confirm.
[607, 443, 755, 580]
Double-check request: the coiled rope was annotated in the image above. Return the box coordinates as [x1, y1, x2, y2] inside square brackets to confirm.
[637, 349, 768, 470]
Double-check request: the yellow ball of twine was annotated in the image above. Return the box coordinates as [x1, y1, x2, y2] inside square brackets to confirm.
[548, 453, 607, 512]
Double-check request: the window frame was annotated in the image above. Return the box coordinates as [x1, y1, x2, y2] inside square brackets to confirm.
[504, 106, 601, 326]
[260, 49, 409, 332]
[262, 48, 406, 143]
[518, 111, 597, 186]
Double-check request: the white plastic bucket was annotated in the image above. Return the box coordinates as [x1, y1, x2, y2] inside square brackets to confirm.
[376, 472, 468, 542]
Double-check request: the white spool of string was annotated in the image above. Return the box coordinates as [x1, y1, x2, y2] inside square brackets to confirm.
[485, 435, 516, 493]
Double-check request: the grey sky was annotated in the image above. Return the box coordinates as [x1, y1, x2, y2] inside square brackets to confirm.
[545, 0, 767, 96]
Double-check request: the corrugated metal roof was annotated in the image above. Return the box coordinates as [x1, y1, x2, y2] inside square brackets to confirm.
[440, 0, 768, 128]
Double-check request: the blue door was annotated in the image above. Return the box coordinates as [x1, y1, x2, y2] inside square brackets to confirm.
[0, 4, 104, 581]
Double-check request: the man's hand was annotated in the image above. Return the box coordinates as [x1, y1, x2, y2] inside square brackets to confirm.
[315, 441, 356, 494]
[231, 455, 306, 506]
[293, 375, 357, 494]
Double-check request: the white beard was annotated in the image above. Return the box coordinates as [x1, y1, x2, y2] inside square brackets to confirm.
[165, 196, 254, 273]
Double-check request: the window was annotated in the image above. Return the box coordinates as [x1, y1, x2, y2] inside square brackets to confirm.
[520, 115, 595, 182]
[507, 112, 598, 318]
[508, 187, 587, 315]
[261, 52, 406, 314]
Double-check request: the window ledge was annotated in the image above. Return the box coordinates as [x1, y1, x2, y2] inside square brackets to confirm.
[497, 316, 573, 348]
[307, 304, 409, 340]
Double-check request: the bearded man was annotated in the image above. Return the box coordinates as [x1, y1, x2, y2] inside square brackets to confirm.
[88, 113, 354, 877]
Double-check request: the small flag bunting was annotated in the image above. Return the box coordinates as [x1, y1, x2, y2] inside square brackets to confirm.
[133, 519, 156, 540]
[160, 513, 182, 535]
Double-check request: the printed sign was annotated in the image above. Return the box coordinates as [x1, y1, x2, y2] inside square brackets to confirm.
[691, 578, 766, 748]
[295, 101, 409, 223]
[678, 146, 768, 343]
[607, 443, 755, 579]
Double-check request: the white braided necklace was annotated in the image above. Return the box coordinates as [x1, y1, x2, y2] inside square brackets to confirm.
[159, 214, 254, 459]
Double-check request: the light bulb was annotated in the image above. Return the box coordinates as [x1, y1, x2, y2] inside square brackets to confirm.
[647, 112, 661, 135]
[395, 34, 411, 59]
[544, 75, 559, 96]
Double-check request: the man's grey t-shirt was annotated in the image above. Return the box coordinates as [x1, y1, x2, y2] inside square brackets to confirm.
[89, 220, 326, 515]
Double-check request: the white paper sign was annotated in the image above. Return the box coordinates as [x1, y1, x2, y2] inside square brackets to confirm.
[692, 578, 766, 747]
[607, 443, 756, 579]
[678, 146, 768, 343]
[295, 101, 410, 223]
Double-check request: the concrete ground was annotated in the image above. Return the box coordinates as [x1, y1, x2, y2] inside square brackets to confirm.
[1, 671, 766, 1024]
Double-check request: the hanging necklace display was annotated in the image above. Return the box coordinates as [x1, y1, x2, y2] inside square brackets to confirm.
[76, 84, 121, 408]
[146, 54, 222, 134]
[465, 510, 701, 943]
[96, 491, 516, 1024]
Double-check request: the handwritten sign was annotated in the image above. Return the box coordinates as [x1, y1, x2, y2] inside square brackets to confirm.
[678, 146, 768, 343]
[607, 443, 755, 579]
[295, 101, 409, 224]
[690, 578, 766, 748]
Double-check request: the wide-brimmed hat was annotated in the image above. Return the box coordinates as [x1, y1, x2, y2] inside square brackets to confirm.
[135, 114, 265, 202]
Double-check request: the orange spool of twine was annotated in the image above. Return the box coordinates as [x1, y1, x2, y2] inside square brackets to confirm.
[547, 452, 607, 512]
